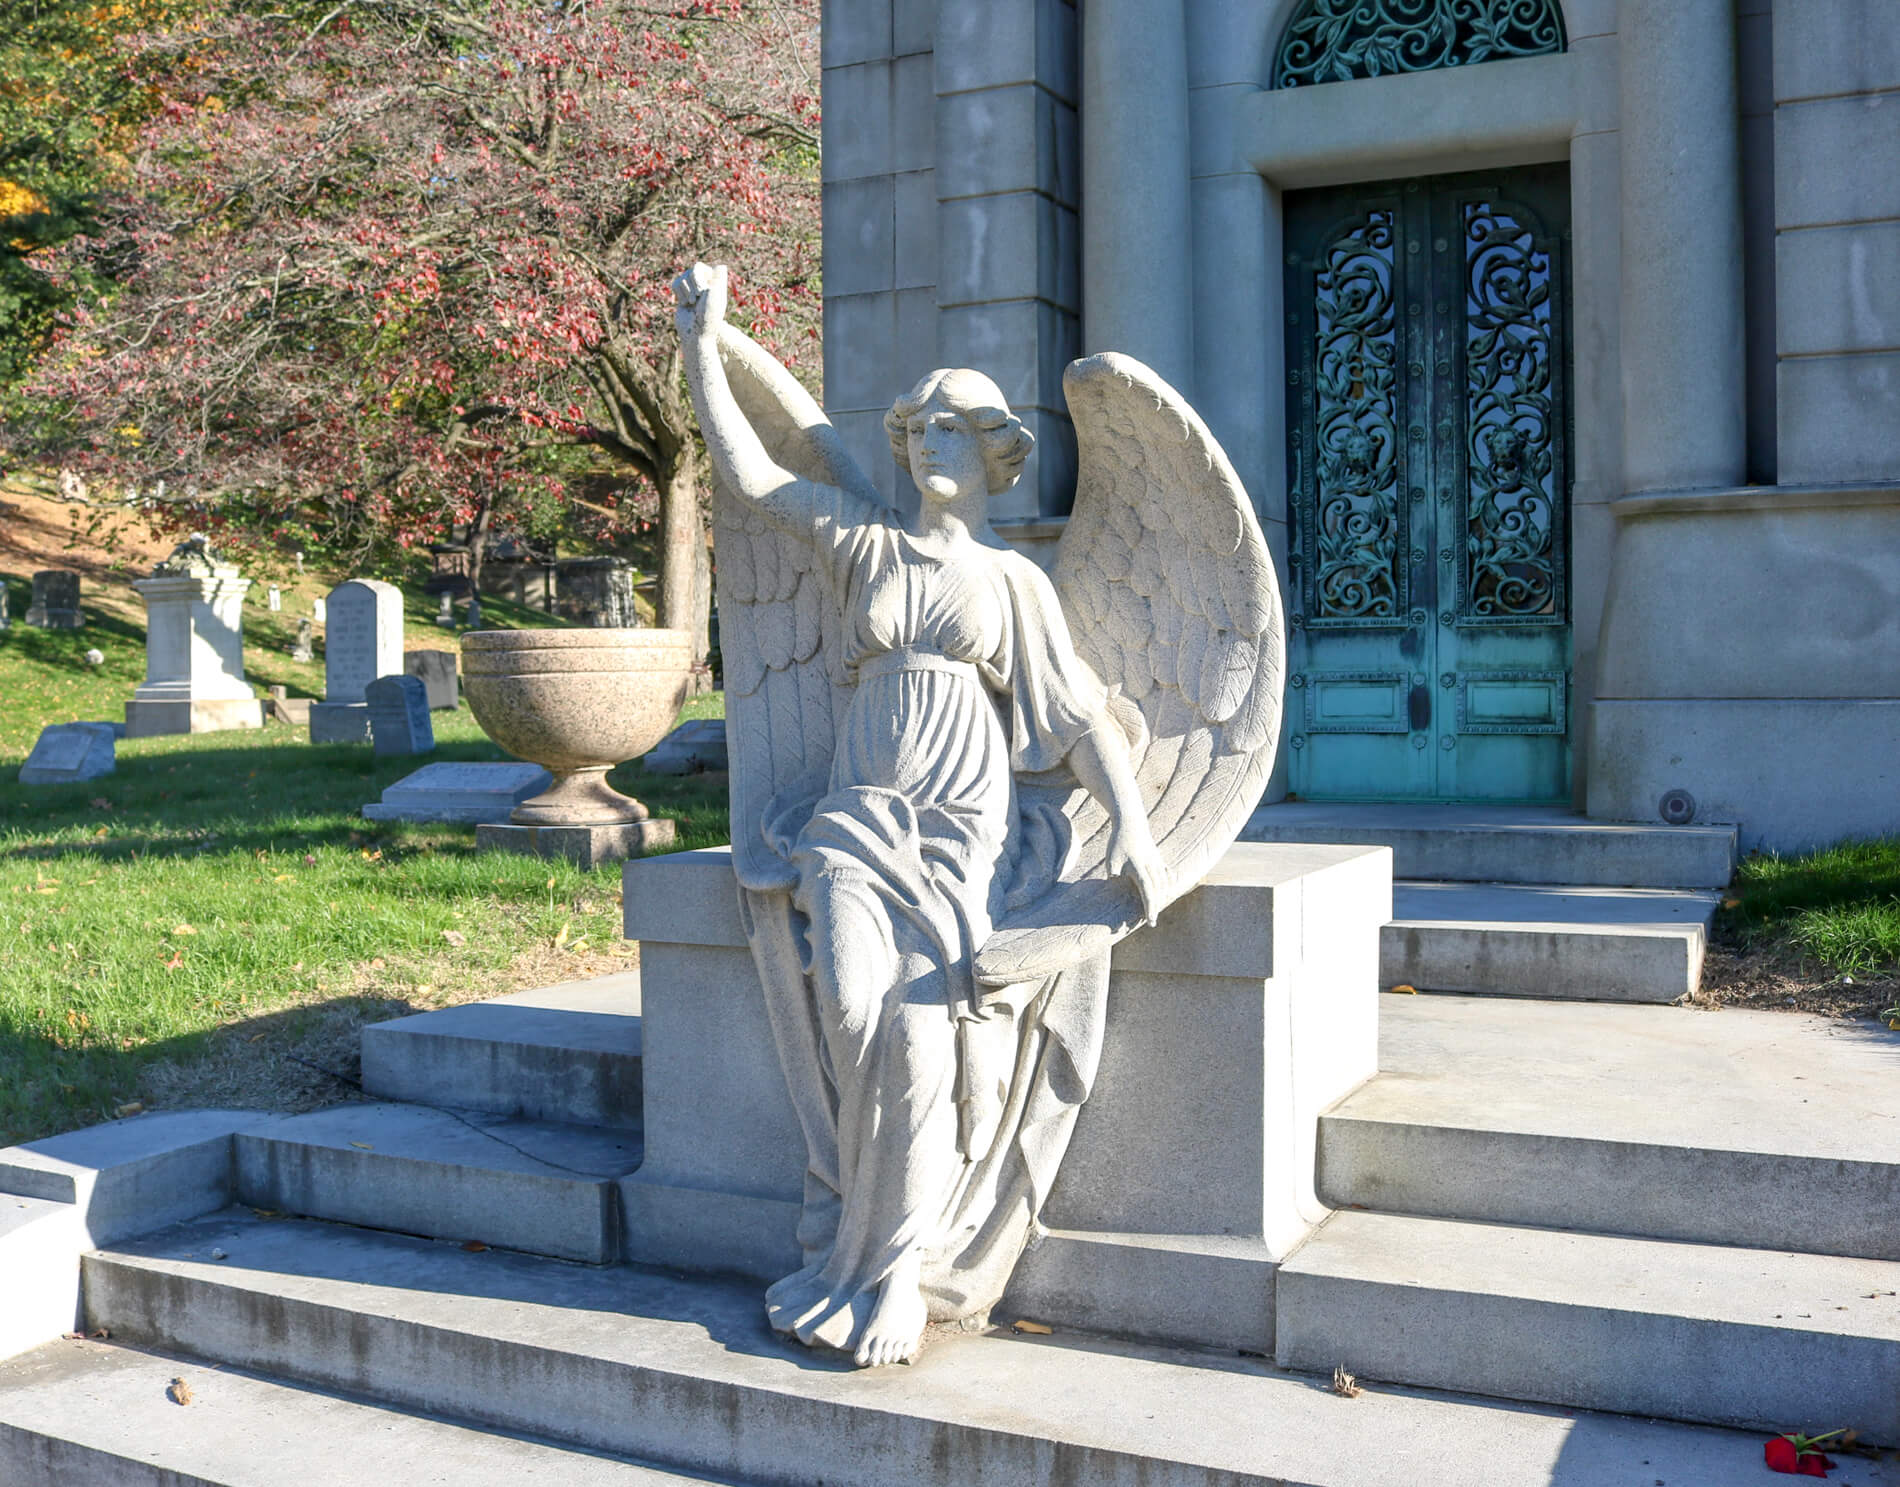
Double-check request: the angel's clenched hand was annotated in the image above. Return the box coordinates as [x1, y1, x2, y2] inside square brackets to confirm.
[672, 261, 728, 344]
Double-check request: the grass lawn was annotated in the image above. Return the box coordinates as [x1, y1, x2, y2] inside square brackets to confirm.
[1709, 838, 1900, 1022]
[0, 703, 729, 1148]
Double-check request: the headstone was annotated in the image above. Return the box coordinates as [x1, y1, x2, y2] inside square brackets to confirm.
[364, 673, 434, 757]
[465, 593, 483, 629]
[554, 556, 640, 627]
[642, 717, 728, 775]
[308, 579, 401, 743]
[25, 570, 82, 628]
[293, 551, 304, 574]
[362, 761, 553, 823]
[291, 617, 314, 663]
[268, 587, 282, 612]
[313, 597, 326, 623]
[124, 536, 263, 737]
[19, 722, 116, 785]
[435, 593, 455, 628]
[403, 649, 459, 710]
[321, 580, 403, 703]
[0, 583, 10, 629]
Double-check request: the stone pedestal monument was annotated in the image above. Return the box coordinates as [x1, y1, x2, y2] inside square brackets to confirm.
[124, 538, 264, 737]
[309, 579, 403, 743]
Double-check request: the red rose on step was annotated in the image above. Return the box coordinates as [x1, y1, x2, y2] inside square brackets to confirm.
[1764, 1435, 1836, 1476]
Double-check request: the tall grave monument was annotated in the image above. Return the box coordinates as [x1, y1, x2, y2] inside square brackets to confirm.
[309, 579, 403, 743]
[124, 537, 264, 736]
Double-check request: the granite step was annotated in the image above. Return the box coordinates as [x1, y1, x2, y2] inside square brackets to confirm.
[0, 1337, 727, 1486]
[234, 1103, 642, 1264]
[360, 972, 643, 1130]
[1382, 881, 1722, 1001]
[79, 1210, 1868, 1487]
[1242, 802, 1737, 888]
[1276, 1209, 1900, 1442]
[1319, 994, 1900, 1259]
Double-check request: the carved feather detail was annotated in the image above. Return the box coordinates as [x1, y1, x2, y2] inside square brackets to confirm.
[974, 352, 1286, 986]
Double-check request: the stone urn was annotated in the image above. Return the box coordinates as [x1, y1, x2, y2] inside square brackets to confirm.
[461, 629, 693, 825]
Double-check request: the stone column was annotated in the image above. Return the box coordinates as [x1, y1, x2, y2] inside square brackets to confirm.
[1617, 0, 1745, 493]
[1080, 0, 1193, 395]
[1772, 0, 1900, 485]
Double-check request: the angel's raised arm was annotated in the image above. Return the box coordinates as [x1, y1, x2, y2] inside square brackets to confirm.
[675, 265, 871, 539]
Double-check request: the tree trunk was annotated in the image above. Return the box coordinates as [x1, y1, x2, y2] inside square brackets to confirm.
[460, 493, 494, 595]
[658, 456, 710, 668]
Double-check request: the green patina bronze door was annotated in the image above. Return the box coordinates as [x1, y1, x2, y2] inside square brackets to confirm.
[1283, 164, 1572, 801]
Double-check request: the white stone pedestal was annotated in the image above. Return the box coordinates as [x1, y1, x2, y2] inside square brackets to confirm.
[618, 841, 1390, 1353]
[125, 573, 263, 738]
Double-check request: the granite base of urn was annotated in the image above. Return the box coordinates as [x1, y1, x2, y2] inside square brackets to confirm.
[475, 819, 676, 870]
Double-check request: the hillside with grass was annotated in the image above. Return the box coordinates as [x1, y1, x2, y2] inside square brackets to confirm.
[1, 486, 726, 1146]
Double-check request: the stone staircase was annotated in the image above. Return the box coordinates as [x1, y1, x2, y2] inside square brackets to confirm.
[1242, 802, 1738, 1001]
[6, 902, 1900, 1482]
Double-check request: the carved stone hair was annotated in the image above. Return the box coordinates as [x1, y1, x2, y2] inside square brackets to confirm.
[884, 368, 1035, 495]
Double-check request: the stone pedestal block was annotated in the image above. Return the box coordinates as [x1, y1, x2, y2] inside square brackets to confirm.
[125, 567, 261, 737]
[618, 842, 1389, 1352]
[477, 819, 676, 870]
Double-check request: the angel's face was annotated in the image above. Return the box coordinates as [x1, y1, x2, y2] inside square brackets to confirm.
[907, 395, 988, 504]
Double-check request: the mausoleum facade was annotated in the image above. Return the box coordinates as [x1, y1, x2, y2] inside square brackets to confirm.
[819, 0, 1900, 851]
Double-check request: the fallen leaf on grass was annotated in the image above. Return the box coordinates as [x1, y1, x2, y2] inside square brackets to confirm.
[172, 923, 197, 936]
[1010, 1319, 1052, 1335]
[369, 957, 385, 969]
[361, 849, 382, 861]
[553, 922, 571, 950]
[167, 1377, 193, 1406]
[442, 929, 466, 946]
[89, 797, 112, 810]
[1332, 1365, 1362, 1398]
[89, 1329, 107, 1340]
[115, 1102, 143, 1118]
[462, 1240, 489, 1252]
[1388, 984, 1417, 995]
[273, 873, 294, 882]
[163, 951, 183, 971]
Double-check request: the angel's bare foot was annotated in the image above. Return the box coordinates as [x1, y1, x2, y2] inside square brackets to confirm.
[853, 1256, 927, 1368]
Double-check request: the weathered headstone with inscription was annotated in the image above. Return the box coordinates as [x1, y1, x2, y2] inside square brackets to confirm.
[19, 722, 116, 785]
[25, 570, 82, 628]
[291, 617, 314, 663]
[309, 579, 402, 743]
[125, 536, 264, 736]
[404, 649, 459, 710]
[365, 673, 434, 757]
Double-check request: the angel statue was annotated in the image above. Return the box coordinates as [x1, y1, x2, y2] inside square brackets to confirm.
[673, 263, 1284, 1369]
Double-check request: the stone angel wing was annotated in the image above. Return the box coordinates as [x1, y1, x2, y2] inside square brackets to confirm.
[706, 324, 874, 891]
[974, 353, 1286, 986]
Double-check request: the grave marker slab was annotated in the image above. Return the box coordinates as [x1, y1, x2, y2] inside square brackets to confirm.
[365, 674, 434, 757]
[404, 650, 459, 710]
[19, 723, 116, 785]
[290, 618, 314, 663]
[362, 762, 554, 823]
[25, 570, 82, 628]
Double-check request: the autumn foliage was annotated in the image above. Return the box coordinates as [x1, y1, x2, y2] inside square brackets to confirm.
[10, 0, 820, 659]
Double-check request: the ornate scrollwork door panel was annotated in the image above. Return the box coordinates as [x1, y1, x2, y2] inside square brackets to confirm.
[1285, 165, 1572, 801]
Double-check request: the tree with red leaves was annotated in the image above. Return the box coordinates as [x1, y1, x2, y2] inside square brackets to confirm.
[11, 0, 819, 661]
